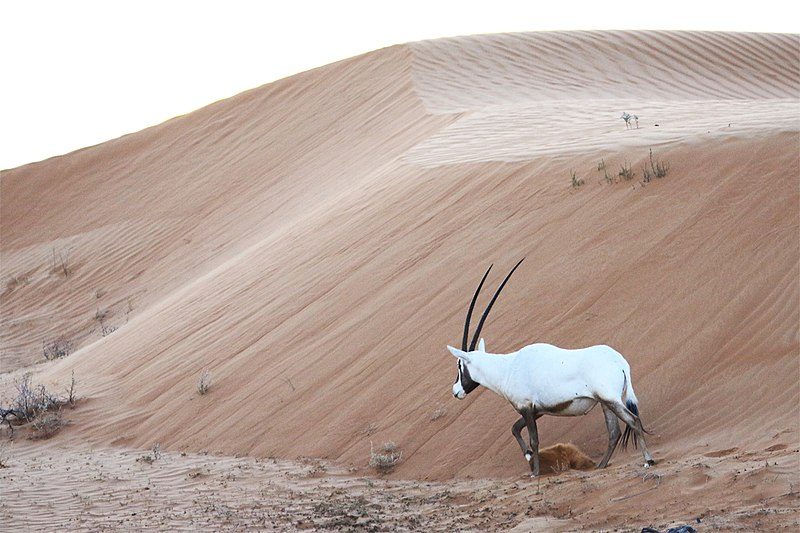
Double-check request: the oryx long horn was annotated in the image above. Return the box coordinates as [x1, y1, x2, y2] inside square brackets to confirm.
[469, 257, 525, 351]
[463, 264, 493, 351]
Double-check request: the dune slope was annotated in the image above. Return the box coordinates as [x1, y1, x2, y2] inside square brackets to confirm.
[1, 31, 798, 487]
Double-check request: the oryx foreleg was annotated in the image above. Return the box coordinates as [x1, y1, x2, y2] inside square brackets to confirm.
[519, 408, 541, 476]
[511, 416, 529, 457]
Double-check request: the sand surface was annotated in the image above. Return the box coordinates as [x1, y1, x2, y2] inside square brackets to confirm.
[1, 30, 798, 531]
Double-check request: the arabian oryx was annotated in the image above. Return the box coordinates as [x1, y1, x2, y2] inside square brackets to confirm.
[449, 259, 655, 476]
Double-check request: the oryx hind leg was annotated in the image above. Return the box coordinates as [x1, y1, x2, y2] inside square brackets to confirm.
[607, 401, 655, 467]
[597, 403, 621, 469]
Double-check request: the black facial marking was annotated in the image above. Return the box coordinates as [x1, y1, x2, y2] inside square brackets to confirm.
[457, 359, 480, 394]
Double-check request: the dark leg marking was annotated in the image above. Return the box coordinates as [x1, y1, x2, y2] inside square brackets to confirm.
[597, 403, 621, 468]
[511, 416, 530, 457]
[521, 408, 541, 476]
[607, 401, 655, 466]
[542, 400, 573, 414]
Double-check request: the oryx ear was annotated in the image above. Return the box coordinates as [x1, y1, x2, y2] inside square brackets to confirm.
[447, 345, 469, 362]
[478, 338, 486, 352]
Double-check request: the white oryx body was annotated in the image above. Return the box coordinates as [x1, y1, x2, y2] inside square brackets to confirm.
[451, 343, 634, 417]
[449, 259, 655, 476]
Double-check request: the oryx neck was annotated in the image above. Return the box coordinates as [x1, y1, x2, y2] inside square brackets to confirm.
[465, 351, 515, 397]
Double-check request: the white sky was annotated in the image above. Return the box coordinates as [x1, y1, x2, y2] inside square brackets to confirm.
[2, 0, 797, 170]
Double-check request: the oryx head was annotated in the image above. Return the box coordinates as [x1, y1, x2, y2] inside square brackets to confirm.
[450, 258, 525, 399]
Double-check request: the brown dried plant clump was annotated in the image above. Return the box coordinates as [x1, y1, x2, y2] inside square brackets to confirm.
[533, 443, 596, 474]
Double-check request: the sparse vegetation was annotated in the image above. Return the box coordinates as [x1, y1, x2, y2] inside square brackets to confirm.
[598, 159, 613, 184]
[570, 170, 584, 188]
[618, 161, 635, 181]
[621, 112, 639, 129]
[430, 402, 447, 421]
[13, 373, 62, 421]
[51, 246, 72, 277]
[100, 322, 117, 337]
[1, 372, 76, 439]
[596, 150, 670, 188]
[94, 307, 118, 337]
[137, 442, 162, 464]
[65, 370, 78, 406]
[642, 148, 670, 183]
[28, 408, 65, 440]
[197, 369, 212, 395]
[369, 441, 401, 473]
[43, 337, 73, 360]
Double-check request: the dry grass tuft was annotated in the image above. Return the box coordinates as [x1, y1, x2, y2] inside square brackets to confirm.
[369, 441, 401, 473]
[28, 408, 65, 440]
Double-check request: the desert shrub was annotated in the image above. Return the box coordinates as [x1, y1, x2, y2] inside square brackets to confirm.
[28, 408, 65, 439]
[1, 373, 74, 438]
[137, 443, 162, 464]
[369, 441, 401, 473]
[13, 373, 62, 420]
[570, 170, 584, 188]
[43, 337, 73, 360]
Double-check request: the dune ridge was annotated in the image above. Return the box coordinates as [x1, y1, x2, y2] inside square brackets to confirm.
[1, 30, 798, 531]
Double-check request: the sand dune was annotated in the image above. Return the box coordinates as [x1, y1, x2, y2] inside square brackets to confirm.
[1, 31, 798, 531]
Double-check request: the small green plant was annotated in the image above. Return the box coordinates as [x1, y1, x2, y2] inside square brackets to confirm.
[598, 159, 614, 184]
[570, 170, 584, 188]
[619, 161, 635, 181]
[649, 148, 669, 178]
[642, 149, 670, 183]
[197, 369, 211, 395]
[369, 441, 401, 473]
[621, 112, 638, 129]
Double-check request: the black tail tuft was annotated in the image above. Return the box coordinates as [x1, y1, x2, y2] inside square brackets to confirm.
[621, 399, 640, 450]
